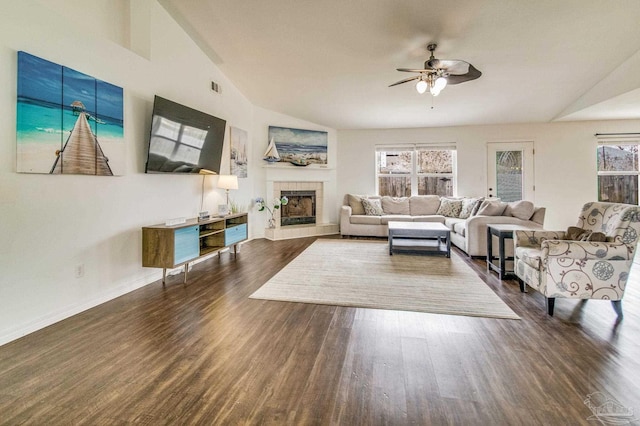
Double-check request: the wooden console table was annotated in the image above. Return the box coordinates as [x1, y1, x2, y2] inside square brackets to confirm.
[142, 213, 248, 284]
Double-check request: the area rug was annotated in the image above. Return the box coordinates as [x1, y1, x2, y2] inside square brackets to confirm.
[250, 240, 520, 320]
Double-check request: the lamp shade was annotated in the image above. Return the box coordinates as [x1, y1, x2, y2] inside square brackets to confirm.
[217, 175, 238, 190]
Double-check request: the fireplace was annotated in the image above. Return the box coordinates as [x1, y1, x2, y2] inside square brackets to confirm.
[281, 190, 316, 226]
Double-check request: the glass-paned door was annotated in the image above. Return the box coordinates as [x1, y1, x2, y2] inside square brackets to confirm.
[487, 142, 535, 202]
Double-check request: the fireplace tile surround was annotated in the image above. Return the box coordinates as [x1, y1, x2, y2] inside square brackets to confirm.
[264, 181, 338, 240]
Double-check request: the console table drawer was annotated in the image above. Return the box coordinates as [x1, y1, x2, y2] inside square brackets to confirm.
[225, 224, 247, 246]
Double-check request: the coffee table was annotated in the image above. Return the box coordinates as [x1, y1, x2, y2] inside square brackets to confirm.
[388, 221, 451, 257]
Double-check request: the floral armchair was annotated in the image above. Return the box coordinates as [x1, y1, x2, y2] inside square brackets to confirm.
[514, 202, 640, 316]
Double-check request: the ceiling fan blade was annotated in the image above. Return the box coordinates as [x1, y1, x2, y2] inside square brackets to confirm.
[389, 76, 420, 87]
[438, 60, 472, 75]
[396, 68, 431, 73]
[445, 63, 482, 85]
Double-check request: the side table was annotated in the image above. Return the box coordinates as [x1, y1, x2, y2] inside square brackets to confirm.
[486, 224, 530, 280]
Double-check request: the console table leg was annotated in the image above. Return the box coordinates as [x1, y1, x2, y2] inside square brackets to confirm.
[162, 268, 166, 285]
[183, 263, 188, 284]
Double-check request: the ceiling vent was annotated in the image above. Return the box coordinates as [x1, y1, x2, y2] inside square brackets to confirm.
[211, 81, 222, 94]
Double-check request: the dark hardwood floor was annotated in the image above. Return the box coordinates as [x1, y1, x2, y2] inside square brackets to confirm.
[1, 236, 639, 425]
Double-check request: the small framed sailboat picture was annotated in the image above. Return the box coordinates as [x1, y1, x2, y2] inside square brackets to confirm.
[266, 126, 328, 167]
[16, 51, 124, 175]
[230, 126, 248, 178]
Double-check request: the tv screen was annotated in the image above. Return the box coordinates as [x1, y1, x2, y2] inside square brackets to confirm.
[145, 96, 226, 174]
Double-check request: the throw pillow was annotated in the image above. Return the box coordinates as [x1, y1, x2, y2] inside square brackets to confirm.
[361, 198, 384, 216]
[477, 200, 507, 216]
[459, 197, 484, 219]
[504, 200, 535, 220]
[565, 226, 607, 242]
[381, 196, 410, 215]
[348, 194, 365, 215]
[471, 197, 486, 216]
[437, 198, 463, 218]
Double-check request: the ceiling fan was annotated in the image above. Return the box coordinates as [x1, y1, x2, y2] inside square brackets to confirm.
[389, 43, 481, 96]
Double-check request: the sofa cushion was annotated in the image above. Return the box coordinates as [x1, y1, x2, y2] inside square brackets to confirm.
[516, 247, 542, 270]
[362, 198, 384, 215]
[347, 194, 365, 215]
[380, 215, 413, 224]
[453, 221, 466, 237]
[437, 198, 463, 217]
[350, 215, 382, 225]
[477, 200, 507, 216]
[381, 196, 410, 215]
[459, 197, 484, 219]
[409, 195, 441, 215]
[504, 200, 535, 220]
[444, 217, 465, 232]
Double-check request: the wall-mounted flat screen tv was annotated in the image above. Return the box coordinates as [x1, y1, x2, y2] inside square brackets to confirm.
[145, 95, 226, 174]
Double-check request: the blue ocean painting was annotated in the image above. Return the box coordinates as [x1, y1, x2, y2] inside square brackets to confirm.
[268, 126, 328, 165]
[17, 51, 124, 175]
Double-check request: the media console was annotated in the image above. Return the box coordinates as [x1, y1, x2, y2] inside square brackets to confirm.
[142, 212, 248, 284]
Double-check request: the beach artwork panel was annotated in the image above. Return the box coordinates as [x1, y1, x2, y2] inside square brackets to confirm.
[268, 126, 328, 166]
[17, 51, 124, 175]
[230, 126, 248, 178]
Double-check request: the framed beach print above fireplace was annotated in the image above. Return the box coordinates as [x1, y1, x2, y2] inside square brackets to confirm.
[268, 126, 328, 167]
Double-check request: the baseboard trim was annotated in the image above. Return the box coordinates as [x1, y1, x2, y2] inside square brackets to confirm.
[0, 271, 161, 347]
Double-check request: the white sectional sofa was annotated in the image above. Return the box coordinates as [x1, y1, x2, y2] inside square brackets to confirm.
[340, 194, 546, 257]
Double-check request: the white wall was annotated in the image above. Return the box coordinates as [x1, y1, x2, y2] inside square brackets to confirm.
[337, 119, 640, 230]
[0, 0, 337, 345]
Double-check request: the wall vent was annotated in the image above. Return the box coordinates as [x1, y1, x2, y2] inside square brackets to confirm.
[211, 81, 221, 94]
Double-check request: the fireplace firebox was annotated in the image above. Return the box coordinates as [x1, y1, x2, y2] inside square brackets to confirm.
[281, 190, 316, 226]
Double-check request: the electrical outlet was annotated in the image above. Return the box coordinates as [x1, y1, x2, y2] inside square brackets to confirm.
[75, 264, 84, 278]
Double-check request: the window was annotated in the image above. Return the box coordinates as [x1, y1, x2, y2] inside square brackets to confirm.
[597, 137, 639, 205]
[376, 145, 456, 197]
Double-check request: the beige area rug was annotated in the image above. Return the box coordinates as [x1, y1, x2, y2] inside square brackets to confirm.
[250, 240, 520, 320]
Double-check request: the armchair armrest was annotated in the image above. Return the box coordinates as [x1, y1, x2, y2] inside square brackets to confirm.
[542, 240, 634, 261]
[514, 230, 565, 249]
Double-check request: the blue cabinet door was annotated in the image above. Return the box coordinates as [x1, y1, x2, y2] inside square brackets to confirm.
[174, 225, 199, 264]
[225, 224, 247, 246]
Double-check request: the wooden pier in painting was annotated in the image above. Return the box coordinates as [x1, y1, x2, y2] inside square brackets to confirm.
[50, 112, 113, 176]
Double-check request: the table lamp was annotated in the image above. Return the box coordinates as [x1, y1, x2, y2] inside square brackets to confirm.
[217, 174, 238, 207]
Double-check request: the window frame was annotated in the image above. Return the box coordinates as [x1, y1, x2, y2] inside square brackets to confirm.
[596, 136, 640, 205]
[375, 144, 457, 197]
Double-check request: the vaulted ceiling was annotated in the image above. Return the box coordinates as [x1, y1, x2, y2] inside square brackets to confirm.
[159, 0, 640, 130]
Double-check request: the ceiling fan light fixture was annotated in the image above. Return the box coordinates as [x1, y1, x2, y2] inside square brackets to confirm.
[389, 43, 481, 100]
[416, 79, 428, 94]
[434, 76, 447, 92]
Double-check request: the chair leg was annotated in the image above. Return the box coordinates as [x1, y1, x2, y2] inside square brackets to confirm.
[546, 297, 555, 316]
[611, 300, 623, 318]
[518, 278, 527, 293]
